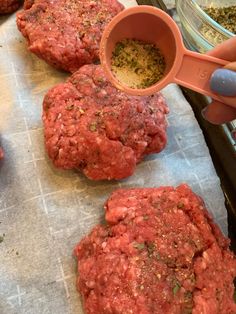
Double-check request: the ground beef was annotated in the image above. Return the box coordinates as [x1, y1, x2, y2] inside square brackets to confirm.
[16, 0, 124, 72]
[42, 64, 168, 180]
[74, 184, 236, 314]
[0, 0, 21, 14]
[23, 0, 33, 9]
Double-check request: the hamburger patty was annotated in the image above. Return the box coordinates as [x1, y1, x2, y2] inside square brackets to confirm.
[42, 64, 168, 180]
[74, 184, 236, 314]
[0, 0, 21, 14]
[16, 0, 124, 72]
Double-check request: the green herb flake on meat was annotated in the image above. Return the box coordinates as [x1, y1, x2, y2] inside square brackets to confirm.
[65, 103, 74, 110]
[147, 242, 155, 255]
[133, 242, 145, 250]
[177, 202, 184, 209]
[173, 282, 181, 295]
[89, 122, 97, 132]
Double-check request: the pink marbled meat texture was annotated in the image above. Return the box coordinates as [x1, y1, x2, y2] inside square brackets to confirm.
[0, 0, 21, 13]
[17, 0, 124, 72]
[74, 184, 236, 314]
[42, 64, 169, 180]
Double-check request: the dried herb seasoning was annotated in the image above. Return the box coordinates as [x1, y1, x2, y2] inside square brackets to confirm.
[133, 242, 145, 250]
[89, 122, 97, 132]
[146, 242, 155, 255]
[177, 202, 184, 209]
[173, 281, 181, 295]
[65, 103, 74, 110]
[203, 6, 236, 34]
[111, 38, 166, 89]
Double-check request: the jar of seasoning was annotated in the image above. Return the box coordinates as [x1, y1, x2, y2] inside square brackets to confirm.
[176, 0, 235, 53]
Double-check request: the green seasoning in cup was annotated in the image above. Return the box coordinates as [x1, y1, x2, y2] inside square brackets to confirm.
[111, 39, 166, 89]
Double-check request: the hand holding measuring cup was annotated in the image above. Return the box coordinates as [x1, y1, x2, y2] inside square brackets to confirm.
[203, 36, 236, 125]
[99, 6, 236, 122]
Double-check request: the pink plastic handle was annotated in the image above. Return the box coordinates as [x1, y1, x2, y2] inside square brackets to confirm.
[174, 48, 230, 103]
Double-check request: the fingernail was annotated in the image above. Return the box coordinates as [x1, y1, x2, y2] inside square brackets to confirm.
[231, 129, 236, 141]
[201, 107, 207, 120]
[210, 69, 236, 96]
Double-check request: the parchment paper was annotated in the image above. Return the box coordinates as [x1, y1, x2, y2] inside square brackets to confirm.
[0, 2, 228, 313]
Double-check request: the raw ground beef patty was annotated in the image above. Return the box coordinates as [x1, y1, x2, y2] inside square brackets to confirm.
[0, 0, 21, 13]
[42, 64, 168, 180]
[74, 184, 236, 314]
[16, 0, 123, 72]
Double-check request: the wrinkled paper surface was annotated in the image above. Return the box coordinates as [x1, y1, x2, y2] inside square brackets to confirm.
[0, 2, 228, 313]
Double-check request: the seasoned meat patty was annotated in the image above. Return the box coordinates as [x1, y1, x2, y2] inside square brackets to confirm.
[74, 184, 236, 314]
[16, 0, 124, 72]
[42, 64, 168, 180]
[0, 0, 21, 14]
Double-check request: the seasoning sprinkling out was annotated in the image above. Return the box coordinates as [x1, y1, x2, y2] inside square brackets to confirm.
[203, 6, 236, 34]
[111, 39, 166, 89]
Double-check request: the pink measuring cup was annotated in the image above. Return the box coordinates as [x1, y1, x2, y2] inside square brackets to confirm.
[100, 6, 234, 106]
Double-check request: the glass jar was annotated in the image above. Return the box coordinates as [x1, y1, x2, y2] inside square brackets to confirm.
[176, 0, 235, 53]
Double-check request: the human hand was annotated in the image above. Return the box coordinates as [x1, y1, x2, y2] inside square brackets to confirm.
[201, 36, 236, 125]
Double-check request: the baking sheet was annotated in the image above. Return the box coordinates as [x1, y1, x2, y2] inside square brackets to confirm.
[0, 2, 228, 313]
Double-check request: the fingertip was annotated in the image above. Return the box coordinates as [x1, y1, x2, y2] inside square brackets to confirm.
[201, 101, 236, 125]
[201, 105, 218, 125]
[231, 129, 236, 141]
[201, 107, 208, 120]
